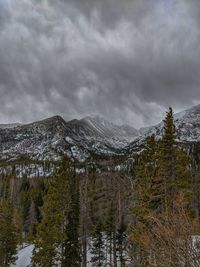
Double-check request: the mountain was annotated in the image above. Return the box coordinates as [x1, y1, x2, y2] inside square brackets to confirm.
[126, 104, 200, 154]
[0, 115, 138, 162]
[0, 105, 200, 163]
[138, 104, 200, 141]
[0, 116, 72, 162]
[67, 115, 138, 140]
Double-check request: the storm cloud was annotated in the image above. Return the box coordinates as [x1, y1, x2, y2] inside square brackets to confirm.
[0, 0, 200, 128]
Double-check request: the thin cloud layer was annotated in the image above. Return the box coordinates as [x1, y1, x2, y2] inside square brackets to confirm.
[0, 0, 200, 128]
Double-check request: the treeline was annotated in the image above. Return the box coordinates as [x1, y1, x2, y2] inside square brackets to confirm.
[0, 108, 200, 266]
[0, 162, 133, 266]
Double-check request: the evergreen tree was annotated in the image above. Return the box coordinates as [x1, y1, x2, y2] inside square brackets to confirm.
[133, 108, 193, 219]
[20, 176, 31, 237]
[133, 134, 158, 222]
[159, 107, 177, 211]
[31, 159, 71, 267]
[63, 168, 81, 267]
[159, 107, 193, 212]
[0, 200, 19, 267]
[130, 108, 194, 266]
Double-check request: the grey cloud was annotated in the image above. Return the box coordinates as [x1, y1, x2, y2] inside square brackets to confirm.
[0, 0, 200, 128]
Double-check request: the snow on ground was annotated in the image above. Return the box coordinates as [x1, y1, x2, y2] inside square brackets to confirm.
[12, 245, 34, 267]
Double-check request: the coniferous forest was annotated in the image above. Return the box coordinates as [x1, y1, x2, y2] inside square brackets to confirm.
[1, 108, 200, 266]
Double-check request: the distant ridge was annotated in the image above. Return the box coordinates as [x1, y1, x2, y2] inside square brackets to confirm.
[0, 104, 200, 162]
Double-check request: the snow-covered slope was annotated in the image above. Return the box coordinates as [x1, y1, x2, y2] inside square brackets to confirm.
[82, 116, 138, 140]
[126, 104, 200, 154]
[139, 104, 200, 142]
[0, 105, 200, 163]
[0, 115, 137, 162]
[0, 116, 91, 162]
[62, 116, 138, 157]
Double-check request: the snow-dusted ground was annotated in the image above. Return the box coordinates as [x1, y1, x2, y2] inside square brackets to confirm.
[12, 243, 129, 267]
[12, 245, 34, 267]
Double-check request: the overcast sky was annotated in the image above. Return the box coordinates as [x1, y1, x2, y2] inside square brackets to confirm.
[0, 0, 200, 128]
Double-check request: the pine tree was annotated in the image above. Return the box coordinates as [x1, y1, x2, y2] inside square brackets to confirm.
[31, 158, 71, 267]
[159, 107, 177, 211]
[63, 168, 81, 267]
[20, 176, 31, 238]
[133, 134, 158, 223]
[130, 107, 194, 266]
[159, 107, 193, 212]
[0, 200, 19, 267]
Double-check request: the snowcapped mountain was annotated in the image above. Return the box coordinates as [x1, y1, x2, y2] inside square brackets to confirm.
[126, 104, 200, 154]
[68, 115, 138, 140]
[0, 104, 200, 163]
[0, 116, 74, 162]
[138, 104, 200, 142]
[0, 115, 138, 162]
[174, 104, 200, 142]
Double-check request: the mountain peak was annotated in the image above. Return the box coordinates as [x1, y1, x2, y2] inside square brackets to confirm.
[83, 115, 109, 124]
[25, 115, 66, 127]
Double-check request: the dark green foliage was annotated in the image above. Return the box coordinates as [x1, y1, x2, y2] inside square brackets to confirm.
[133, 108, 193, 223]
[20, 176, 46, 238]
[130, 107, 195, 266]
[159, 107, 177, 210]
[31, 160, 81, 267]
[0, 200, 19, 267]
[133, 134, 159, 222]
[31, 159, 71, 267]
[63, 169, 81, 267]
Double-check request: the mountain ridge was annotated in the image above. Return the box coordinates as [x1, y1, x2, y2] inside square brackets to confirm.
[0, 104, 199, 162]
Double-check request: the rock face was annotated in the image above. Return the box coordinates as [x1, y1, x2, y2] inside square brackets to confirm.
[0, 116, 71, 162]
[0, 104, 200, 162]
[0, 115, 138, 162]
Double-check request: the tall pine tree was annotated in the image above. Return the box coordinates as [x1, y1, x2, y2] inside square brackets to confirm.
[63, 167, 81, 267]
[31, 158, 71, 267]
[0, 200, 19, 267]
[130, 107, 194, 266]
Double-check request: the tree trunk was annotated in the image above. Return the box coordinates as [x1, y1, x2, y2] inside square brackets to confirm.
[113, 229, 117, 267]
[82, 225, 87, 267]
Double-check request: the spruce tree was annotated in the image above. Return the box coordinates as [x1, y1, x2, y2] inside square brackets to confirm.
[159, 107, 193, 212]
[159, 107, 177, 211]
[31, 158, 71, 267]
[63, 168, 81, 267]
[133, 134, 158, 222]
[134, 108, 193, 218]
[0, 200, 19, 267]
[130, 107, 194, 266]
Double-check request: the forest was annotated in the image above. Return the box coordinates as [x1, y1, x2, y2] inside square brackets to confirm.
[0, 108, 200, 267]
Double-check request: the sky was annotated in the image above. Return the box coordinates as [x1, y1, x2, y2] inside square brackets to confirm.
[0, 0, 200, 128]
